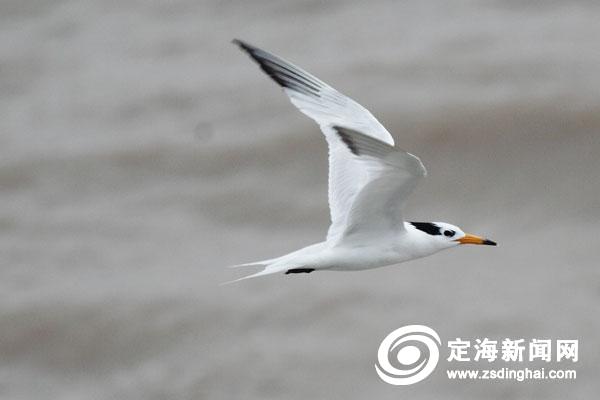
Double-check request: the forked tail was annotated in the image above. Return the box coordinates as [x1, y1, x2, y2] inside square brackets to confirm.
[223, 242, 325, 284]
[222, 260, 296, 285]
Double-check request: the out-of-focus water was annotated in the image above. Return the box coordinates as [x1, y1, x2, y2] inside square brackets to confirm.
[1, 1, 599, 399]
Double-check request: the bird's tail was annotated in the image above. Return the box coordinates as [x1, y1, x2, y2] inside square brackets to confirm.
[223, 253, 312, 284]
[223, 242, 324, 284]
[227, 256, 281, 269]
[221, 260, 293, 285]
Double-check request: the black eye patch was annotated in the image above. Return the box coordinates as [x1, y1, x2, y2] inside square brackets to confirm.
[443, 230, 455, 237]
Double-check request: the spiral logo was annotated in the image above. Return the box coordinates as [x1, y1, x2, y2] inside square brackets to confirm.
[375, 325, 441, 385]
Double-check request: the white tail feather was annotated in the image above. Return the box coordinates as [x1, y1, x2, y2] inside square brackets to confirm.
[227, 256, 281, 269]
[221, 263, 292, 285]
[223, 242, 326, 284]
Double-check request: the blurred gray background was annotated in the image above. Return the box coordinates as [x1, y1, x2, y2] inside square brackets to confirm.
[1, 0, 599, 399]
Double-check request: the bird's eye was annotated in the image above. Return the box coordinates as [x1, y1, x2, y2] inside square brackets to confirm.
[444, 230, 455, 237]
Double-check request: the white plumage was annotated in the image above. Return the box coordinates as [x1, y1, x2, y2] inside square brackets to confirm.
[227, 39, 495, 283]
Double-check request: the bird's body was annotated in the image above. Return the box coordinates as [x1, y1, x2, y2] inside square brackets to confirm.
[228, 39, 496, 282]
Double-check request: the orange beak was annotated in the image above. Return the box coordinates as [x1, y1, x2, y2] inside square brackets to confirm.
[456, 233, 497, 246]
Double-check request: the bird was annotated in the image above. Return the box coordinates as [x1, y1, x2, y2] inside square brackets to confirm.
[228, 39, 496, 283]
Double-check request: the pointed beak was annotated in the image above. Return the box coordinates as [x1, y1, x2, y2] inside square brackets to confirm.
[456, 233, 497, 246]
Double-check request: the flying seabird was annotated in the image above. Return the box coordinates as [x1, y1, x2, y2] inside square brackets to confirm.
[228, 39, 496, 282]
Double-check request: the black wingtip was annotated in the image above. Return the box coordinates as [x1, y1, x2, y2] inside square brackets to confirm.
[232, 38, 254, 53]
[231, 38, 322, 97]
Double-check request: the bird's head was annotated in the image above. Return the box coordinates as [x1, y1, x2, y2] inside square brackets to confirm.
[409, 222, 497, 250]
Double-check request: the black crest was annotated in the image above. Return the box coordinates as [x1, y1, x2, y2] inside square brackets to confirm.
[409, 222, 442, 236]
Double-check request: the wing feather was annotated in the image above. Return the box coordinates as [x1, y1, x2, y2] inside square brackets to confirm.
[234, 39, 426, 242]
[330, 127, 425, 239]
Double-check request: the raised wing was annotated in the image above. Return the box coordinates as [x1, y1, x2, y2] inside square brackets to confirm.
[331, 127, 426, 240]
[233, 39, 426, 241]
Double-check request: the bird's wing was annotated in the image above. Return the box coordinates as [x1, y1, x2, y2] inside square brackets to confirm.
[329, 126, 426, 240]
[233, 39, 426, 241]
